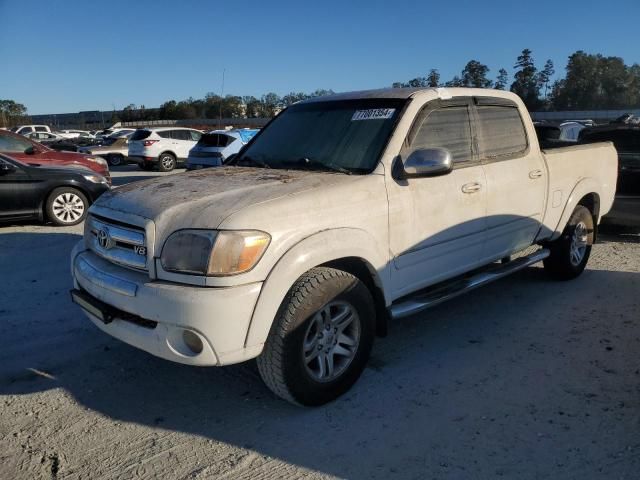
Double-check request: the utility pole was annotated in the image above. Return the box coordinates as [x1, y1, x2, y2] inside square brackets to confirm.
[218, 68, 225, 129]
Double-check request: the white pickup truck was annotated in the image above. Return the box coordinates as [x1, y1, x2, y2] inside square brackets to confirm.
[70, 88, 617, 405]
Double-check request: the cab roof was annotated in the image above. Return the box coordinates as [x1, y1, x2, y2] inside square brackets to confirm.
[299, 87, 522, 104]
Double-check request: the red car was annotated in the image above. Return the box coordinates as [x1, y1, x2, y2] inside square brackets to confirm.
[0, 129, 111, 183]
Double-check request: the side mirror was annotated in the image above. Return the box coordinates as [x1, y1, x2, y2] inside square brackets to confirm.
[0, 162, 16, 175]
[24, 146, 36, 155]
[400, 148, 453, 178]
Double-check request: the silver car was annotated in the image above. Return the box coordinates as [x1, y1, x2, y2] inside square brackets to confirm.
[186, 129, 259, 170]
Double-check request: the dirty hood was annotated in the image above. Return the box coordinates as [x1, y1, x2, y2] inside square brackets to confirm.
[95, 167, 349, 239]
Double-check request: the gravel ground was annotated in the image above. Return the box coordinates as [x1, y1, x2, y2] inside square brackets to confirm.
[1, 168, 639, 479]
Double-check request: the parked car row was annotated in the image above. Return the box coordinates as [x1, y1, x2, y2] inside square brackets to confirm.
[125, 127, 258, 171]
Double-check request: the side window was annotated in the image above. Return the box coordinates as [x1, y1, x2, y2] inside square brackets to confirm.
[157, 130, 172, 139]
[35, 126, 47, 132]
[189, 130, 202, 141]
[0, 135, 32, 152]
[172, 130, 191, 141]
[476, 105, 528, 159]
[409, 106, 473, 164]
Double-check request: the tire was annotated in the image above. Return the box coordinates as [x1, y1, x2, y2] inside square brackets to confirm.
[107, 154, 123, 167]
[158, 153, 176, 172]
[543, 205, 594, 280]
[257, 267, 375, 406]
[45, 187, 89, 226]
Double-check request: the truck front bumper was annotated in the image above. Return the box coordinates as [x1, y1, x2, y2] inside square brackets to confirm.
[70, 242, 264, 366]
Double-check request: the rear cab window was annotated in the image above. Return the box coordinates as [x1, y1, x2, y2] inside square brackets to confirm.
[474, 100, 528, 160]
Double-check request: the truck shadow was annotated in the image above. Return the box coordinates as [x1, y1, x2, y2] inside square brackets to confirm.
[1, 228, 639, 478]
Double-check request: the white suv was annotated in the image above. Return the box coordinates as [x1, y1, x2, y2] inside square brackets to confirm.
[128, 127, 202, 171]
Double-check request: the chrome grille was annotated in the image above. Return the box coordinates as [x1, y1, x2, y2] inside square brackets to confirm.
[86, 215, 148, 271]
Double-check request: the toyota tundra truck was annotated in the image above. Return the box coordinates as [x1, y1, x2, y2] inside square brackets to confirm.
[70, 88, 617, 406]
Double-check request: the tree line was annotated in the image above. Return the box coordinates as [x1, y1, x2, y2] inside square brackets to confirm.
[392, 49, 640, 111]
[0, 99, 29, 128]
[115, 89, 335, 123]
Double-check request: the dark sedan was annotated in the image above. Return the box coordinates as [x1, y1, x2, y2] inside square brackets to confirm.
[579, 126, 640, 228]
[0, 154, 110, 226]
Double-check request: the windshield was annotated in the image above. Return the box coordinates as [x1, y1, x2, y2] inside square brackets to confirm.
[235, 99, 405, 173]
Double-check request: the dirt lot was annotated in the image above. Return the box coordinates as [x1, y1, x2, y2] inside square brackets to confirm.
[1, 167, 639, 479]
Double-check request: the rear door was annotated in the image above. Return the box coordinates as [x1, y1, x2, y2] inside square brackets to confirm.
[387, 98, 488, 297]
[171, 130, 196, 159]
[475, 97, 546, 259]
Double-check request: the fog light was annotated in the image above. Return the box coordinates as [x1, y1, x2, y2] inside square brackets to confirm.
[182, 330, 203, 355]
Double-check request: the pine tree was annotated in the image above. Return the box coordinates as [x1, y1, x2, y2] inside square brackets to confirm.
[494, 68, 509, 90]
[510, 49, 542, 110]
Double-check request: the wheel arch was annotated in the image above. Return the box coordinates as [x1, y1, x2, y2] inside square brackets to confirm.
[158, 150, 177, 159]
[549, 178, 603, 242]
[244, 228, 391, 351]
[320, 257, 389, 337]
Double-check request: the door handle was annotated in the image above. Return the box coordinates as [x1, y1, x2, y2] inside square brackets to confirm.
[529, 169, 543, 179]
[461, 182, 482, 194]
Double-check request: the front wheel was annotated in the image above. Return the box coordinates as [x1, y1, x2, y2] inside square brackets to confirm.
[257, 267, 375, 406]
[46, 187, 89, 226]
[543, 205, 594, 280]
[107, 154, 123, 166]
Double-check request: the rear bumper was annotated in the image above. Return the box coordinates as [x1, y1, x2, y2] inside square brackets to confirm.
[70, 243, 264, 366]
[186, 156, 223, 169]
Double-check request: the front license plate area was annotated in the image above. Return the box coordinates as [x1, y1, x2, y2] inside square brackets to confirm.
[70, 289, 114, 324]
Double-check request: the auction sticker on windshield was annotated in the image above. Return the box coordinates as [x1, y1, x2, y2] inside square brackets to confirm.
[351, 108, 395, 121]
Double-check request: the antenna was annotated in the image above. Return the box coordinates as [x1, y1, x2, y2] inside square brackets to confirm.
[218, 68, 225, 129]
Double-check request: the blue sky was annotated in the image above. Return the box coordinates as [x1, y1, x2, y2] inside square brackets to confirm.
[1, 0, 639, 114]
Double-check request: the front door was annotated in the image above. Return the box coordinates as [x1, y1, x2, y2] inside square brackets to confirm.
[0, 158, 37, 220]
[386, 99, 488, 299]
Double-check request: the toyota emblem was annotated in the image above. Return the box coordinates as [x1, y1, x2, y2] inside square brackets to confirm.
[97, 228, 112, 249]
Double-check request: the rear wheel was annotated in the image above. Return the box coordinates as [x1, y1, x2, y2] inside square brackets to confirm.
[257, 267, 375, 406]
[46, 187, 89, 226]
[158, 153, 176, 172]
[543, 205, 594, 280]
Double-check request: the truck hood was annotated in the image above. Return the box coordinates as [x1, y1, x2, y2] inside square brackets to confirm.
[95, 167, 351, 239]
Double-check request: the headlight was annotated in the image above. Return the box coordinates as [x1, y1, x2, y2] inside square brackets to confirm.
[85, 156, 108, 167]
[83, 174, 108, 183]
[160, 229, 270, 276]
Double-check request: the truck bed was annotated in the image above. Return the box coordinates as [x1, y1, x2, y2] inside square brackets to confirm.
[538, 142, 618, 239]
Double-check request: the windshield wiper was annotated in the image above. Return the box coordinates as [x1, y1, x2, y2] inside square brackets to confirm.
[234, 155, 270, 168]
[296, 157, 352, 175]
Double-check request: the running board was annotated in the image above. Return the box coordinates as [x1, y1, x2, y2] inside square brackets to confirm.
[389, 249, 550, 319]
